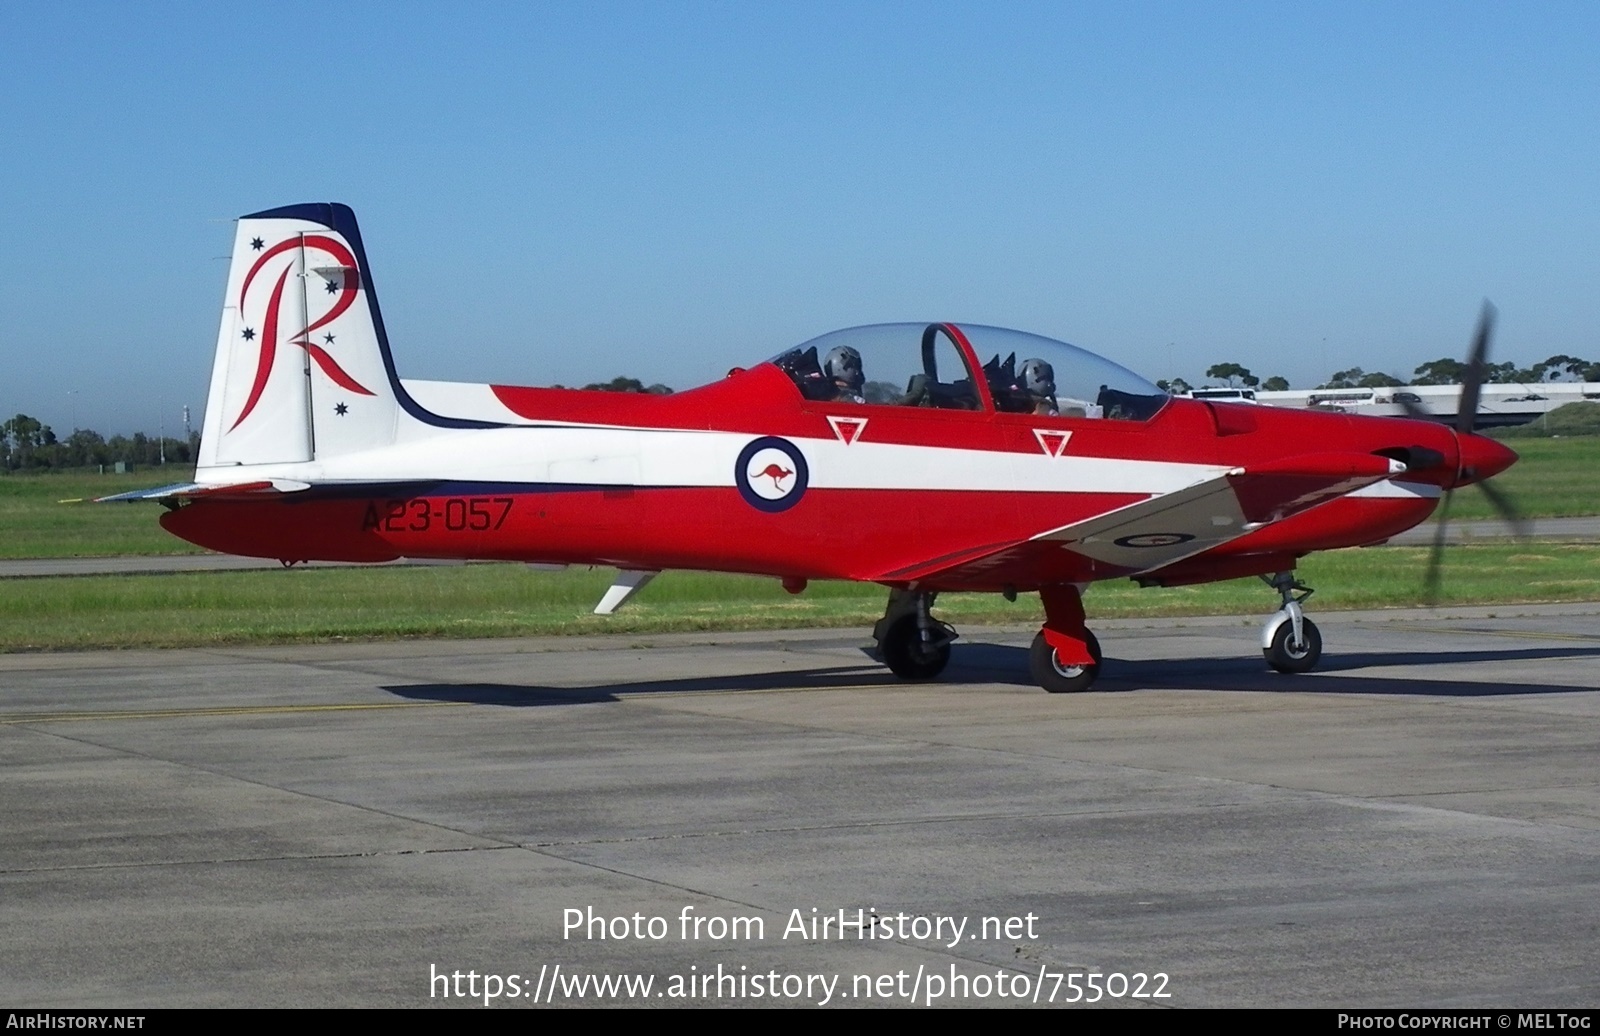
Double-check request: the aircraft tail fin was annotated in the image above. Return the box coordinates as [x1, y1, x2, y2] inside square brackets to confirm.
[198, 203, 403, 469]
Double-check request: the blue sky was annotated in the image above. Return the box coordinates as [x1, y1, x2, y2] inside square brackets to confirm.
[3, 1, 1599, 434]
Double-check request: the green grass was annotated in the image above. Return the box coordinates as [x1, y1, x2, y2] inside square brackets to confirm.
[0, 470, 205, 558]
[4, 546, 1600, 652]
[1441, 437, 1600, 520]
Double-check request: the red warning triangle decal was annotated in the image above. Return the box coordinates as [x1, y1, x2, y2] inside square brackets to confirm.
[1033, 428, 1072, 457]
[828, 415, 868, 445]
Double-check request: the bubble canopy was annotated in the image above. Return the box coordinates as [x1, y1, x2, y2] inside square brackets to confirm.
[768, 322, 1168, 421]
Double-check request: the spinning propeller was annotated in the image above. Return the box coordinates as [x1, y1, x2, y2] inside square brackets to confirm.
[1393, 303, 1528, 602]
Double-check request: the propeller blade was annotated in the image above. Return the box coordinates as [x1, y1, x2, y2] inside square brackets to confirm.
[1423, 488, 1454, 605]
[1420, 302, 1523, 605]
[1456, 301, 1496, 436]
[1475, 478, 1531, 540]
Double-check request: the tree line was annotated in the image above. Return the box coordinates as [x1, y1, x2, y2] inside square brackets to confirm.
[2, 415, 198, 473]
[1157, 353, 1600, 395]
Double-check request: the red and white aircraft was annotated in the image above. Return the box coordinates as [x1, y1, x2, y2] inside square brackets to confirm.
[110, 203, 1518, 692]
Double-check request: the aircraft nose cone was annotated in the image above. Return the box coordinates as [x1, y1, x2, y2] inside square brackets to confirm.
[1455, 433, 1517, 486]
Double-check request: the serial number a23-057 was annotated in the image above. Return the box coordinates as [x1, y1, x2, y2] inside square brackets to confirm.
[361, 497, 514, 534]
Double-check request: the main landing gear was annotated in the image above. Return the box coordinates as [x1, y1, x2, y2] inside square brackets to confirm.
[1030, 584, 1102, 693]
[1260, 571, 1321, 673]
[874, 585, 1107, 693]
[873, 589, 958, 680]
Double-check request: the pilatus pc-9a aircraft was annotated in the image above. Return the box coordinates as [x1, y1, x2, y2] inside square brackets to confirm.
[107, 203, 1519, 693]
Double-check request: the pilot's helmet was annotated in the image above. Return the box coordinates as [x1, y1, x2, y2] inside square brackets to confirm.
[824, 346, 865, 390]
[1020, 358, 1056, 399]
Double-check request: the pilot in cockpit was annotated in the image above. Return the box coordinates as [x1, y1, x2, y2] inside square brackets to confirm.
[824, 346, 867, 404]
[1019, 358, 1059, 417]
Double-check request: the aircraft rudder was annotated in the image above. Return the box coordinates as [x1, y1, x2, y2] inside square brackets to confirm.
[198, 203, 401, 468]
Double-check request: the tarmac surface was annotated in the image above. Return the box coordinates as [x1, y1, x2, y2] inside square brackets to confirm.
[3, 604, 1600, 1008]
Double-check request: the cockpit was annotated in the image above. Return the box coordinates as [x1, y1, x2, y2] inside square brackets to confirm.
[770, 323, 1168, 421]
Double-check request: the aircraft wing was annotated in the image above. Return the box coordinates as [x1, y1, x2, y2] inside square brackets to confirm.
[880, 452, 1405, 587]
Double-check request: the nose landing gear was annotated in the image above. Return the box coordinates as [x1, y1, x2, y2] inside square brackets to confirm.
[1261, 571, 1321, 673]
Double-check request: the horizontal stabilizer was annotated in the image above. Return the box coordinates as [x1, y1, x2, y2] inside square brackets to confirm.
[91, 480, 312, 503]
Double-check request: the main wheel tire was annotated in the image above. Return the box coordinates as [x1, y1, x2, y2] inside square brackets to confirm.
[880, 614, 951, 680]
[1029, 630, 1102, 693]
[1264, 616, 1322, 673]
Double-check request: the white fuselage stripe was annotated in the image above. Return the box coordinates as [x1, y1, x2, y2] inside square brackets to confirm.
[204, 422, 1230, 497]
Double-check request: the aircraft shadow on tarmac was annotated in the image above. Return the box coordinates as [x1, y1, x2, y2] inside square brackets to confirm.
[954, 642, 1600, 698]
[382, 640, 1600, 706]
[384, 663, 903, 707]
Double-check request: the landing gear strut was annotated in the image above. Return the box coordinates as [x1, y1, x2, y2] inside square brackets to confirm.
[1260, 571, 1321, 673]
[874, 589, 957, 680]
[1031, 585, 1103, 693]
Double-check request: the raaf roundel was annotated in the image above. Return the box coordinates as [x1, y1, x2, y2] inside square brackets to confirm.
[105, 203, 1518, 693]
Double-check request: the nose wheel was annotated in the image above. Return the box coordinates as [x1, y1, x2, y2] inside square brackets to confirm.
[1260, 572, 1322, 673]
[1264, 617, 1321, 673]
